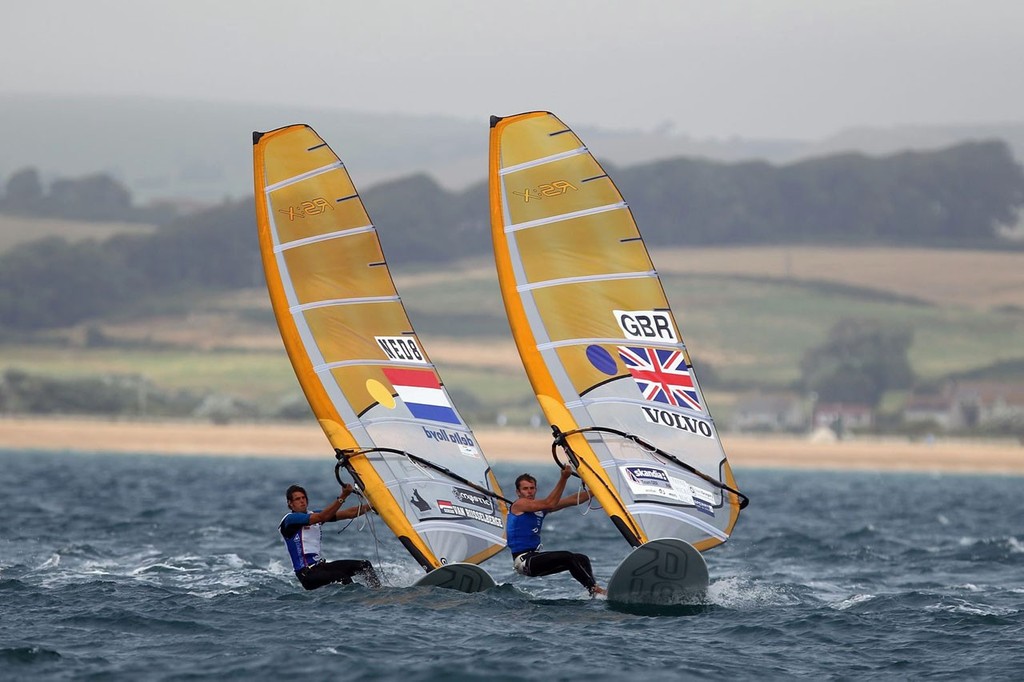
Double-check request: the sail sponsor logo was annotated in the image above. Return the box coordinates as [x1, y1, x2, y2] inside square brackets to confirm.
[664, 474, 716, 517]
[621, 465, 686, 502]
[375, 336, 427, 364]
[640, 406, 714, 439]
[277, 197, 333, 221]
[688, 484, 716, 517]
[510, 180, 577, 203]
[452, 486, 494, 513]
[422, 426, 476, 447]
[410, 489, 431, 512]
[614, 310, 678, 342]
[437, 499, 504, 528]
[692, 498, 714, 516]
[625, 466, 671, 488]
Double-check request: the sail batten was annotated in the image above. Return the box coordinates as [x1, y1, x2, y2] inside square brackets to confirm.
[490, 111, 745, 552]
[506, 202, 627, 232]
[351, 415, 477, 429]
[499, 147, 588, 174]
[567, 394, 712, 418]
[289, 295, 400, 313]
[264, 161, 344, 191]
[516, 269, 657, 292]
[273, 224, 375, 252]
[627, 504, 730, 540]
[255, 124, 506, 573]
[314, 358, 425, 373]
[537, 337, 680, 351]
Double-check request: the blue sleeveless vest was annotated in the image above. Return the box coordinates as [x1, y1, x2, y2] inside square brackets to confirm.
[506, 510, 545, 554]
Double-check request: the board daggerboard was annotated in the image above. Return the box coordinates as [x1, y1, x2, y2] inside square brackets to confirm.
[606, 538, 709, 605]
[413, 563, 497, 593]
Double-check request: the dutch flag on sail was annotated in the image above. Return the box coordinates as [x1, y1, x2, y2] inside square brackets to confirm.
[382, 367, 461, 425]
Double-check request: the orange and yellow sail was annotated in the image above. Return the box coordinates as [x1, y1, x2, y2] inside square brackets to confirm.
[254, 124, 506, 570]
[489, 112, 744, 552]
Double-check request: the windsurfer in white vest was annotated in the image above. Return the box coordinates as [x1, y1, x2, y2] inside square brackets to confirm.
[506, 467, 606, 597]
[279, 483, 381, 590]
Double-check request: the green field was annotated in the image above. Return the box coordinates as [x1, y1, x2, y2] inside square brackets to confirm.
[2, 248, 1023, 423]
[655, 274, 1024, 385]
[0, 215, 156, 253]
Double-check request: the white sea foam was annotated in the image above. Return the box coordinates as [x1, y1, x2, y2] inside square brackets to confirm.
[832, 593, 876, 610]
[804, 579, 854, 601]
[130, 562, 191, 575]
[266, 558, 292, 577]
[39, 553, 60, 569]
[925, 598, 1016, 617]
[394, 563, 427, 584]
[707, 576, 799, 608]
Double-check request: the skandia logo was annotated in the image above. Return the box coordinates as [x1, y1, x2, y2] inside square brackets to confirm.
[626, 467, 669, 485]
[452, 487, 493, 512]
[641, 406, 714, 439]
[422, 427, 476, 447]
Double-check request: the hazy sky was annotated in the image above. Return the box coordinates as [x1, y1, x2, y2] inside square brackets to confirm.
[5, 0, 1023, 140]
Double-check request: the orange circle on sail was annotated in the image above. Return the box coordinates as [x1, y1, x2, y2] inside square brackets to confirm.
[366, 379, 396, 409]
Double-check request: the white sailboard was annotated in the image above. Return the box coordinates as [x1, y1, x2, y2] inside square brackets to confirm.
[413, 563, 497, 592]
[605, 538, 709, 604]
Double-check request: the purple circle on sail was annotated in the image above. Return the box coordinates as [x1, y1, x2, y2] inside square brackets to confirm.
[586, 345, 618, 375]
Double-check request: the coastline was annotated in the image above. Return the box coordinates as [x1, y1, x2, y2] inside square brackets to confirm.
[1, 416, 1022, 474]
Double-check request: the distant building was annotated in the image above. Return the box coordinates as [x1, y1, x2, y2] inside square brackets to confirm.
[813, 402, 874, 436]
[949, 381, 1024, 429]
[903, 391, 955, 430]
[901, 381, 1024, 432]
[732, 393, 807, 432]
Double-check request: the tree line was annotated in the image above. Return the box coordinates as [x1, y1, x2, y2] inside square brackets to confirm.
[0, 167, 177, 224]
[1, 140, 1022, 332]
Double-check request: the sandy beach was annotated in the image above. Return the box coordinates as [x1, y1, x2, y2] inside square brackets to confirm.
[2, 416, 1022, 474]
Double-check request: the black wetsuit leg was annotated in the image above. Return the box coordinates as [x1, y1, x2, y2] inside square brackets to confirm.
[297, 559, 380, 590]
[522, 550, 597, 590]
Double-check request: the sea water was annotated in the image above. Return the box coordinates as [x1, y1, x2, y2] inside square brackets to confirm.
[1, 449, 1021, 680]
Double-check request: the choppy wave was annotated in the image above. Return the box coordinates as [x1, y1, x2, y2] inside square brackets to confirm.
[1, 451, 1022, 679]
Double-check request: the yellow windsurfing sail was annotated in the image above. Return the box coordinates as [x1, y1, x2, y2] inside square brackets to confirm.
[489, 112, 746, 552]
[254, 124, 506, 571]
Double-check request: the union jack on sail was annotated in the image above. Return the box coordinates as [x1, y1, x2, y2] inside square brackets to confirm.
[618, 346, 702, 412]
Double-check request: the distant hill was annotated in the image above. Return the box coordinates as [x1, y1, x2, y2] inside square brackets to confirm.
[3, 93, 1023, 204]
[2, 138, 1021, 334]
[807, 123, 1024, 165]
[0, 215, 156, 255]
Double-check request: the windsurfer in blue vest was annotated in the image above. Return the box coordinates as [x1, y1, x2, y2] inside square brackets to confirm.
[507, 467, 606, 597]
[279, 483, 381, 590]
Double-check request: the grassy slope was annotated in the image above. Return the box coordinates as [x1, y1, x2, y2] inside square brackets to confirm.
[1, 247, 1022, 419]
[0, 215, 156, 252]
